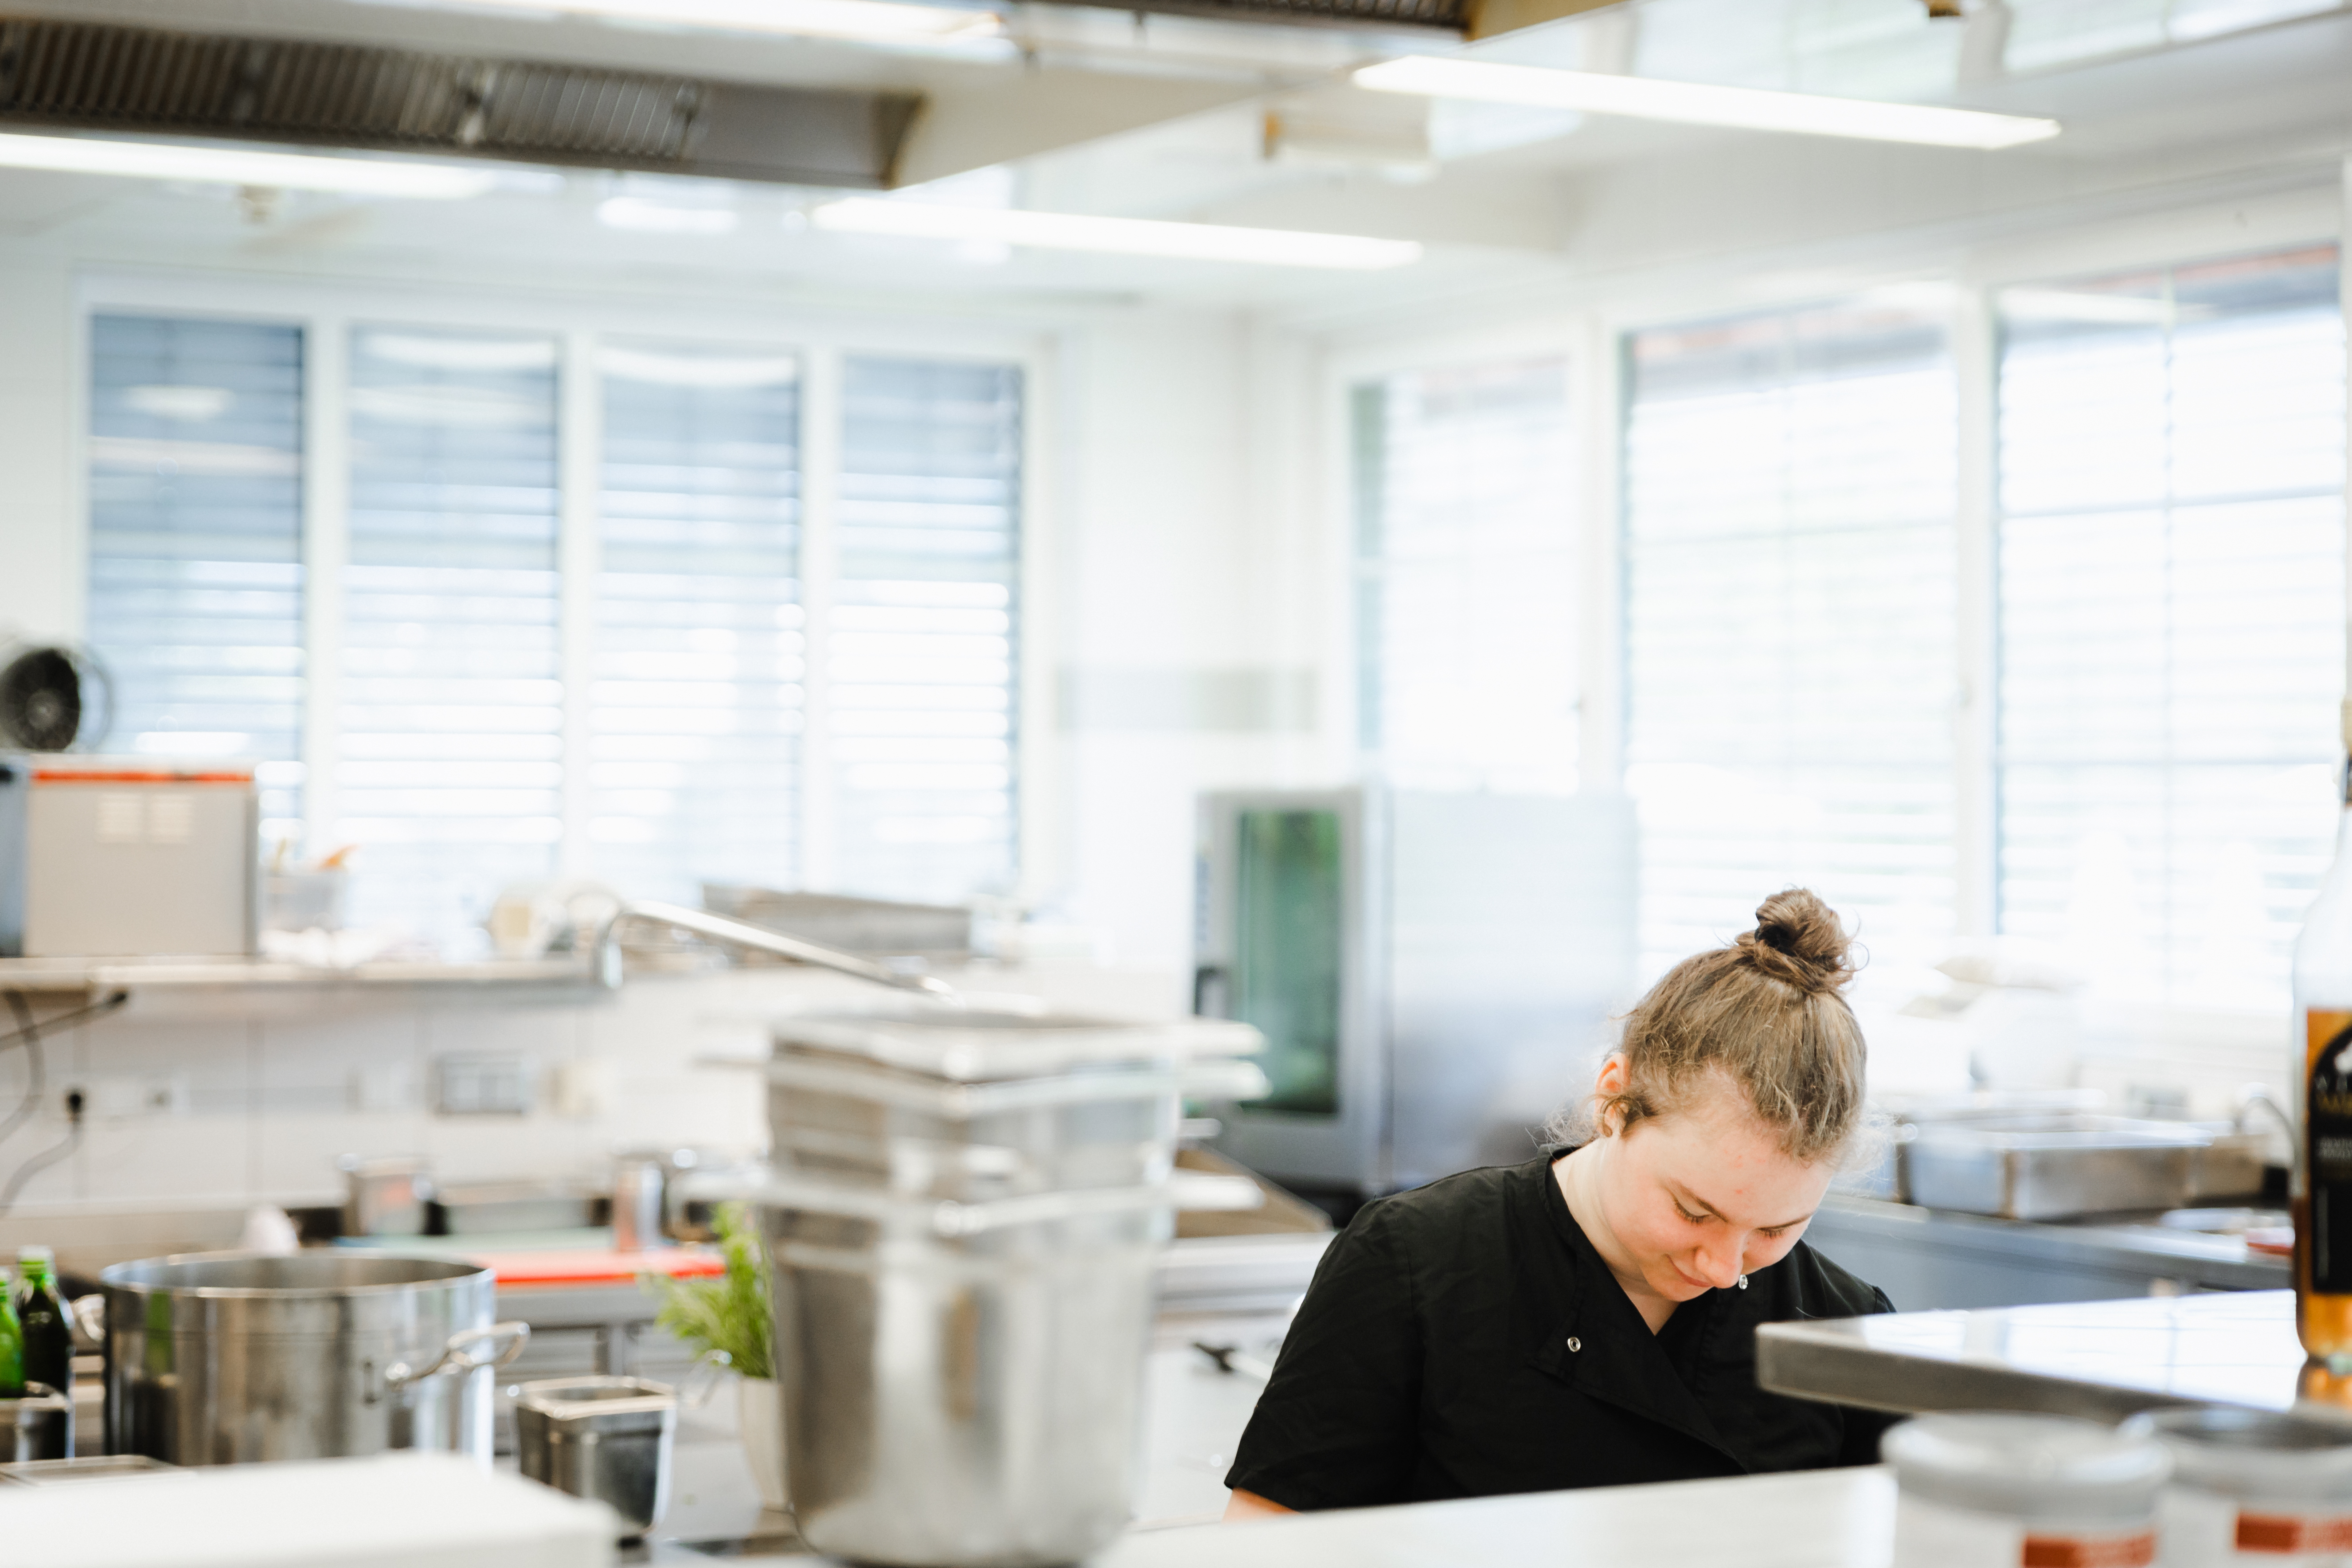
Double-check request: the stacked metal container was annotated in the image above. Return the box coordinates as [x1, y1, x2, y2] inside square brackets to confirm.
[742, 1004, 1266, 1568]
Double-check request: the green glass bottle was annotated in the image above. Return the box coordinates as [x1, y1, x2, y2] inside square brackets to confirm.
[15, 1249, 69, 1396]
[0, 1266, 22, 1398]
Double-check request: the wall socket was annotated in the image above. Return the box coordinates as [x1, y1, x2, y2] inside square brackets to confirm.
[83, 1074, 189, 1119]
[433, 1054, 533, 1117]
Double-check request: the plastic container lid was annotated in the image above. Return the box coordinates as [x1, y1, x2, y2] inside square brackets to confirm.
[1884, 1413, 2171, 1526]
[2125, 1407, 2352, 1505]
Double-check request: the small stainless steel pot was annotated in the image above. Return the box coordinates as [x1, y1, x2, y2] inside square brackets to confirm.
[98, 1251, 527, 1466]
[515, 1376, 676, 1539]
[0, 1384, 72, 1462]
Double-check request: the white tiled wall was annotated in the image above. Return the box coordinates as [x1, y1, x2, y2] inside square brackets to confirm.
[0, 961, 1180, 1222]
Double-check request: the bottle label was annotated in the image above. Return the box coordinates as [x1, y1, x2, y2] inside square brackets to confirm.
[2310, 1011, 2352, 1292]
[2237, 1510, 2352, 1553]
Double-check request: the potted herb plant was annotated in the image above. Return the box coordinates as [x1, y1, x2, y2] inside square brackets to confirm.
[646, 1202, 786, 1512]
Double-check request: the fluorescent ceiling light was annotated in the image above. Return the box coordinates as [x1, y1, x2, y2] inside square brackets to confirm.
[0, 132, 496, 196]
[441, 0, 999, 43]
[597, 196, 740, 235]
[811, 198, 1422, 270]
[1353, 58, 2059, 150]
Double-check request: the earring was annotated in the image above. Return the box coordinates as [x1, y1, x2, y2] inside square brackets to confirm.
[1736, 1275, 1749, 1290]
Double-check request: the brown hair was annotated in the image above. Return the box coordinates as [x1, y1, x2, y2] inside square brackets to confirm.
[1589, 888, 1867, 1164]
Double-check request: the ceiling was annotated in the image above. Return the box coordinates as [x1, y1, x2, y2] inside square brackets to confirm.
[1, 0, 2348, 326]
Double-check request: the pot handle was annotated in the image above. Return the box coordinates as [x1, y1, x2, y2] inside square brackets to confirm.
[386, 1320, 531, 1386]
[71, 1293, 106, 1350]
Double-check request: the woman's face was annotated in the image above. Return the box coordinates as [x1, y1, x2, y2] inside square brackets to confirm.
[1590, 1060, 1836, 1302]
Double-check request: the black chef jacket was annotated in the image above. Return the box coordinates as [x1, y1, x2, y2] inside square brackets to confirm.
[1224, 1153, 1897, 1511]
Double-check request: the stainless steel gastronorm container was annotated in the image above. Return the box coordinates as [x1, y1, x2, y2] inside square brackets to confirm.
[740, 1007, 1267, 1568]
[0, 1384, 71, 1462]
[515, 1376, 677, 1539]
[1901, 1115, 2213, 1220]
[762, 1181, 1174, 1568]
[99, 1252, 528, 1466]
[765, 1010, 1266, 1202]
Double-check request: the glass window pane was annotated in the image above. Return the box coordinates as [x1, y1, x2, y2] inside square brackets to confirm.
[832, 356, 1020, 904]
[340, 326, 561, 952]
[593, 343, 802, 902]
[1233, 808, 1344, 1116]
[1353, 358, 1578, 792]
[86, 315, 305, 844]
[1996, 245, 2346, 1011]
[1624, 301, 1959, 979]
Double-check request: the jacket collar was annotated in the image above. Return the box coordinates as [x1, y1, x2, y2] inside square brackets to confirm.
[1522, 1154, 1746, 1470]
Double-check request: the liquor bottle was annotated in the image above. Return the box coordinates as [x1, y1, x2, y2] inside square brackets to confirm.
[2295, 700, 2352, 1365]
[13, 1249, 69, 1396]
[0, 1267, 21, 1397]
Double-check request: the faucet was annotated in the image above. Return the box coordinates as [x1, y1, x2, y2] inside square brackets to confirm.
[591, 898, 961, 1003]
[2237, 1082, 2297, 1173]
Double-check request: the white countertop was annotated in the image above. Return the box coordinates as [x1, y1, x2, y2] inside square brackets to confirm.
[638, 1438, 1899, 1568]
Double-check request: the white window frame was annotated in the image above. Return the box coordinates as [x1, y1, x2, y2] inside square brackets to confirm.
[71, 269, 1060, 905]
[1320, 180, 2345, 1027]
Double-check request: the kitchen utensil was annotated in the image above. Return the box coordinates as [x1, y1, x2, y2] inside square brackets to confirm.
[426, 1179, 600, 1236]
[727, 1004, 1266, 1566]
[761, 1018, 1266, 1203]
[340, 1154, 433, 1237]
[1887, 1413, 2168, 1568]
[514, 1376, 677, 1540]
[98, 1251, 527, 1466]
[752, 1167, 1259, 1568]
[700, 884, 972, 962]
[2127, 1406, 2352, 1562]
[0, 1383, 71, 1462]
[610, 1154, 668, 1251]
[1900, 1114, 2213, 1219]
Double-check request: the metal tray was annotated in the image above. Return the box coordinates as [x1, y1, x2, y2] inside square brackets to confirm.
[1900, 1114, 2212, 1220]
[427, 1180, 602, 1235]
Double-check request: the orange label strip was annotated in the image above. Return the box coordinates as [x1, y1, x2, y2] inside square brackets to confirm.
[30, 770, 252, 785]
[2022, 1532, 2157, 1568]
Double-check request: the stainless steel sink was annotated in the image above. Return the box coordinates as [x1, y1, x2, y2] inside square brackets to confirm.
[1900, 1114, 2223, 1220]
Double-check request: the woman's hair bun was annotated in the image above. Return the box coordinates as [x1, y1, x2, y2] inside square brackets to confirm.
[1736, 888, 1855, 994]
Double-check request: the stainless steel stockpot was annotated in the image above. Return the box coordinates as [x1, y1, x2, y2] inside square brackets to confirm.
[98, 1251, 527, 1466]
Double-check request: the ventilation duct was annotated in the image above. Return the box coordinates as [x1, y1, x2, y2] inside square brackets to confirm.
[0, 15, 923, 188]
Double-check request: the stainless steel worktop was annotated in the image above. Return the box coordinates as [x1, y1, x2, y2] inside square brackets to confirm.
[1805, 1193, 2286, 1310]
[1756, 1288, 2313, 1422]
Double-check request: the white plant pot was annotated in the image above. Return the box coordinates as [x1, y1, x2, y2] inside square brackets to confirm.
[738, 1375, 789, 1514]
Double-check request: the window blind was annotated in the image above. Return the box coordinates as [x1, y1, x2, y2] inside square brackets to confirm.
[340, 328, 562, 951]
[830, 357, 1021, 904]
[1997, 246, 2346, 1011]
[85, 316, 306, 842]
[1624, 303, 1959, 980]
[592, 343, 803, 903]
[1352, 358, 1578, 793]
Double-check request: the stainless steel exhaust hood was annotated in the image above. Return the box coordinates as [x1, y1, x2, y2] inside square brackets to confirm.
[0, 14, 925, 188]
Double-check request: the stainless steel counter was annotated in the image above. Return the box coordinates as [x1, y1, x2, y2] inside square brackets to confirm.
[1756, 1288, 2313, 1422]
[1805, 1193, 2285, 1310]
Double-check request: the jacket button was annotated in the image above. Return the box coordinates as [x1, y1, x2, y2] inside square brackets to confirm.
[1566, 1337, 1581, 1353]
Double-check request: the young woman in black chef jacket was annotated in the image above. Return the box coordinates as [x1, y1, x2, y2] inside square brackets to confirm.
[1223, 888, 1895, 1517]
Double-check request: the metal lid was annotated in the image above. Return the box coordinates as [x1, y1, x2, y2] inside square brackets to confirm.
[2126, 1407, 2352, 1503]
[515, 1376, 677, 1424]
[1885, 1413, 2170, 1525]
[770, 1007, 1263, 1082]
